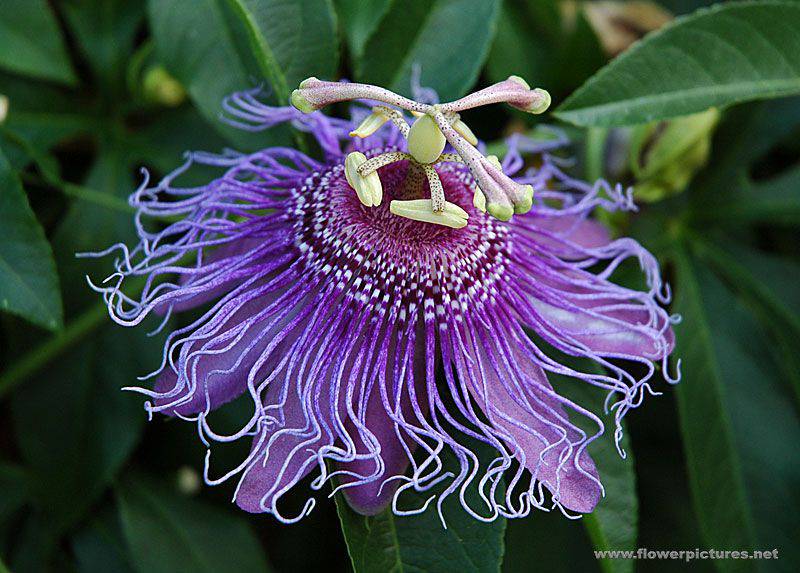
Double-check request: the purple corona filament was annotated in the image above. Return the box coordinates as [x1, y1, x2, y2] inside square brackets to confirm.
[87, 80, 678, 524]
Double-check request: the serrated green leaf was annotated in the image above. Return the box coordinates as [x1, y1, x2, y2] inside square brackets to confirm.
[556, 2, 800, 126]
[335, 442, 506, 573]
[116, 475, 271, 573]
[0, 0, 77, 85]
[671, 247, 800, 571]
[0, 149, 62, 330]
[357, 0, 502, 101]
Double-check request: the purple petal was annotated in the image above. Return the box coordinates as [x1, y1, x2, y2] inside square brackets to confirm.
[235, 382, 332, 514]
[154, 285, 309, 416]
[529, 214, 611, 255]
[462, 343, 602, 513]
[337, 384, 417, 516]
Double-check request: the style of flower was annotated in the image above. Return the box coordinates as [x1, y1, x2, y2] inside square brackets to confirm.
[89, 76, 678, 524]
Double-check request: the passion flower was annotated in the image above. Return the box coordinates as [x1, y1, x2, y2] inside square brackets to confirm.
[89, 78, 677, 523]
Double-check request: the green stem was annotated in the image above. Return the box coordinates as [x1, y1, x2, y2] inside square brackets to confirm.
[3, 126, 135, 214]
[0, 277, 147, 399]
[223, 0, 309, 155]
[0, 304, 107, 399]
[22, 173, 135, 213]
[585, 127, 608, 183]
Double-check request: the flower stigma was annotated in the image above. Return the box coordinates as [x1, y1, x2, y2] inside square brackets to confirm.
[291, 77, 551, 228]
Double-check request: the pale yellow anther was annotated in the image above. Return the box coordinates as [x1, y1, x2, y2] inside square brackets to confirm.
[390, 199, 469, 229]
[345, 152, 382, 207]
[473, 187, 486, 213]
[452, 118, 478, 146]
[407, 115, 446, 164]
[349, 108, 390, 138]
[410, 110, 424, 118]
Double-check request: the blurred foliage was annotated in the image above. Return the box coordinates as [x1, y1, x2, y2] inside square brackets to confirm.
[0, 0, 798, 572]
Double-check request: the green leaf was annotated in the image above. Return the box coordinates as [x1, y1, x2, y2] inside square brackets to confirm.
[7, 140, 158, 530]
[697, 96, 800, 193]
[0, 0, 77, 85]
[6, 512, 63, 573]
[546, 355, 637, 573]
[116, 475, 271, 573]
[357, 0, 502, 101]
[692, 238, 800, 405]
[0, 462, 29, 523]
[128, 107, 230, 175]
[693, 240, 800, 332]
[9, 322, 158, 531]
[51, 139, 141, 305]
[657, 0, 717, 16]
[0, 148, 62, 330]
[0, 72, 97, 166]
[335, 442, 506, 573]
[72, 506, 137, 573]
[336, 0, 393, 59]
[488, 1, 604, 100]
[224, 0, 339, 101]
[556, 1, 800, 126]
[486, 2, 554, 91]
[685, 95, 800, 225]
[671, 247, 800, 571]
[699, 164, 800, 227]
[61, 0, 146, 96]
[147, 0, 304, 149]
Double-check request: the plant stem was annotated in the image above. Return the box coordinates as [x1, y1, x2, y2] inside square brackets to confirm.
[0, 277, 147, 399]
[0, 304, 107, 399]
[585, 127, 608, 183]
[22, 173, 135, 213]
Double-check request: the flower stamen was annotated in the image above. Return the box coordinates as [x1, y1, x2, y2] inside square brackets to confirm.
[345, 151, 382, 207]
[350, 106, 410, 139]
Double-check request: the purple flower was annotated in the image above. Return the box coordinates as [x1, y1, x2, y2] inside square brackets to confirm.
[89, 79, 678, 523]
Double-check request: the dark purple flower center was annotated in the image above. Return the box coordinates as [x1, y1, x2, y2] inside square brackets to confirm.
[290, 155, 511, 322]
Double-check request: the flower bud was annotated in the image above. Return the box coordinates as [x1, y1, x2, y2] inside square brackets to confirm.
[143, 66, 186, 107]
